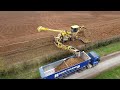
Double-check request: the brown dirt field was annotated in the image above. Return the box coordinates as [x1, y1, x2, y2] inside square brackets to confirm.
[1, 11, 120, 68]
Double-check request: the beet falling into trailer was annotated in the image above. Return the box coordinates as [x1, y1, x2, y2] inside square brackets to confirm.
[39, 51, 100, 79]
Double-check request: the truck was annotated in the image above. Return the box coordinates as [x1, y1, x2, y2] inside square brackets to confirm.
[39, 51, 100, 79]
[37, 25, 100, 79]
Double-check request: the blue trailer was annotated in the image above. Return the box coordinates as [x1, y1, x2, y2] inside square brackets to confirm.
[39, 51, 100, 79]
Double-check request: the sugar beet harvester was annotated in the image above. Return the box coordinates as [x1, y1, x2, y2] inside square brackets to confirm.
[37, 25, 100, 79]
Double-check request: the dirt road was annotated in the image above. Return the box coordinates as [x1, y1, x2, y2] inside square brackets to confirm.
[65, 51, 120, 79]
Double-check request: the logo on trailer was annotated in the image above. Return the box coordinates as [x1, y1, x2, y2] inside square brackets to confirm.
[54, 65, 80, 78]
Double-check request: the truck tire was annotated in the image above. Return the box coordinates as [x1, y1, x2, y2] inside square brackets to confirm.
[81, 67, 84, 71]
[92, 64, 97, 67]
[76, 68, 81, 73]
[77, 70, 81, 73]
[87, 64, 92, 69]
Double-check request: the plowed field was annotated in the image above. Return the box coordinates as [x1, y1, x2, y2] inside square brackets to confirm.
[1, 11, 120, 68]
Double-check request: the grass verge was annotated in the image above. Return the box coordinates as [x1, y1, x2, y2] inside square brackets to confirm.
[91, 42, 120, 79]
[93, 41, 120, 57]
[94, 65, 120, 79]
[0, 51, 72, 79]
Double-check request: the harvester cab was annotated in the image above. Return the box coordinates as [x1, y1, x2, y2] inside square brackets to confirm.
[71, 25, 82, 41]
[71, 25, 80, 33]
[37, 25, 91, 56]
[71, 25, 91, 44]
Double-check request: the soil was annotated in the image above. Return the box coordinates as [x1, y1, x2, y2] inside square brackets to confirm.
[0, 11, 120, 67]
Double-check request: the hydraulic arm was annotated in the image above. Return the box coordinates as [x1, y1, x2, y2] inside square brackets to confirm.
[37, 25, 90, 57]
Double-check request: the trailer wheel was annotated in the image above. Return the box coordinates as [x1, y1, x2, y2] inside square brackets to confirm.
[82, 66, 86, 71]
[62, 73, 68, 78]
[76, 69, 81, 73]
[59, 76, 63, 79]
[55, 77, 59, 79]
